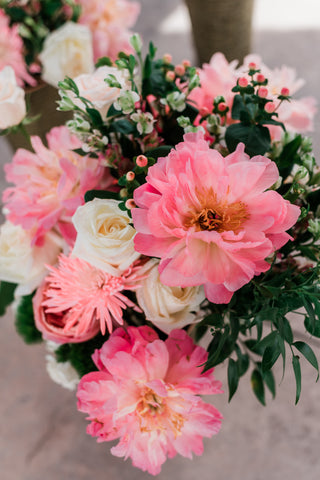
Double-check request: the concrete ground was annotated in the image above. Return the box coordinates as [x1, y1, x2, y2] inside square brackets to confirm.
[1, 1, 320, 479]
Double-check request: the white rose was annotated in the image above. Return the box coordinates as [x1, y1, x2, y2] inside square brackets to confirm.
[0, 66, 26, 129]
[0, 221, 62, 296]
[136, 259, 206, 333]
[74, 66, 130, 118]
[46, 354, 79, 391]
[72, 198, 140, 275]
[39, 22, 94, 87]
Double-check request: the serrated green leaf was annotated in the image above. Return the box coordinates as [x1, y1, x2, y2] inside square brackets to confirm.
[251, 369, 266, 405]
[228, 358, 239, 401]
[292, 355, 302, 404]
[293, 341, 319, 380]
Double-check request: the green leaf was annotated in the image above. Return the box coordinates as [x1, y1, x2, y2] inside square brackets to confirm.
[301, 296, 316, 329]
[15, 294, 42, 344]
[86, 107, 103, 127]
[262, 344, 281, 372]
[292, 355, 302, 404]
[225, 123, 271, 156]
[277, 315, 293, 344]
[84, 189, 120, 203]
[231, 94, 245, 120]
[228, 358, 239, 401]
[262, 369, 276, 398]
[95, 56, 113, 68]
[0, 281, 16, 316]
[145, 145, 173, 159]
[112, 119, 136, 135]
[198, 313, 224, 329]
[293, 341, 319, 380]
[251, 369, 266, 405]
[304, 316, 320, 337]
[253, 331, 279, 352]
[235, 344, 250, 376]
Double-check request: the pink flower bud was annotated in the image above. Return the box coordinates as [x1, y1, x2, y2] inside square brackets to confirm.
[163, 53, 172, 64]
[175, 64, 186, 76]
[265, 102, 276, 113]
[126, 171, 135, 181]
[248, 62, 257, 70]
[182, 59, 191, 68]
[257, 87, 268, 98]
[136, 155, 148, 167]
[218, 102, 227, 112]
[280, 87, 290, 96]
[238, 77, 248, 88]
[125, 199, 136, 209]
[165, 71, 175, 82]
[199, 106, 210, 117]
[256, 74, 265, 83]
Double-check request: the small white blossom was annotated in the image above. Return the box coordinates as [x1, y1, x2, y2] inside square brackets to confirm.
[161, 91, 186, 112]
[130, 110, 155, 134]
[114, 89, 140, 114]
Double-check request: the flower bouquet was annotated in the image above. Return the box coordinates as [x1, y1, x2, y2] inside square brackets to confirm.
[1, 35, 320, 475]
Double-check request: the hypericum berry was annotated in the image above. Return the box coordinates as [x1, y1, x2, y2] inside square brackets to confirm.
[265, 102, 276, 113]
[165, 71, 175, 82]
[136, 155, 148, 167]
[238, 77, 249, 88]
[257, 87, 268, 98]
[120, 188, 128, 198]
[175, 64, 186, 76]
[199, 106, 210, 117]
[182, 59, 191, 68]
[163, 53, 172, 64]
[125, 199, 136, 209]
[248, 62, 257, 70]
[256, 73, 265, 83]
[217, 102, 227, 112]
[126, 171, 135, 181]
[280, 87, 290, 96]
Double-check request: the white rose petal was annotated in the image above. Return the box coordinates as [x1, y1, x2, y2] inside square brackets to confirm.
[136, 259, 206, 333]
[0, 66, 26, 129]
[46, 354, 79, 391]
[74, 66, 130, 118]
[39, 22, 94, 87]
[0, 221, 62, 296]
[72, 198, 140, 275]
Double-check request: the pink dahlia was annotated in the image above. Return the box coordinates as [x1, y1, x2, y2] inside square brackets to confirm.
[77, 0, 140, 61]
[132, 132, 300, 304]
[3, 126, 111, 246]
[33, 254, 142, 342]
[77, 326, 222, 475]
[0, 10, 35, 86]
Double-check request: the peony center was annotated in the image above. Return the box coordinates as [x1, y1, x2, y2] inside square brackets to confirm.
[188, 194, 249, 233]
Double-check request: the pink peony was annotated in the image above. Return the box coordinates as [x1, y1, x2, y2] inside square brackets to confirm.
[132, 132, 300, 304]
[77, 326, 222, 475]
[77, 0, 140, 61]
[3, 126, 111, 246]
[188, 52, 238, 116]
[33, 254, 143, 342]
[0, 10, 36, 86]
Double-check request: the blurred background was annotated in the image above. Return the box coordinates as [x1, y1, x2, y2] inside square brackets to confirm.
[1, 1, 320, 479]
